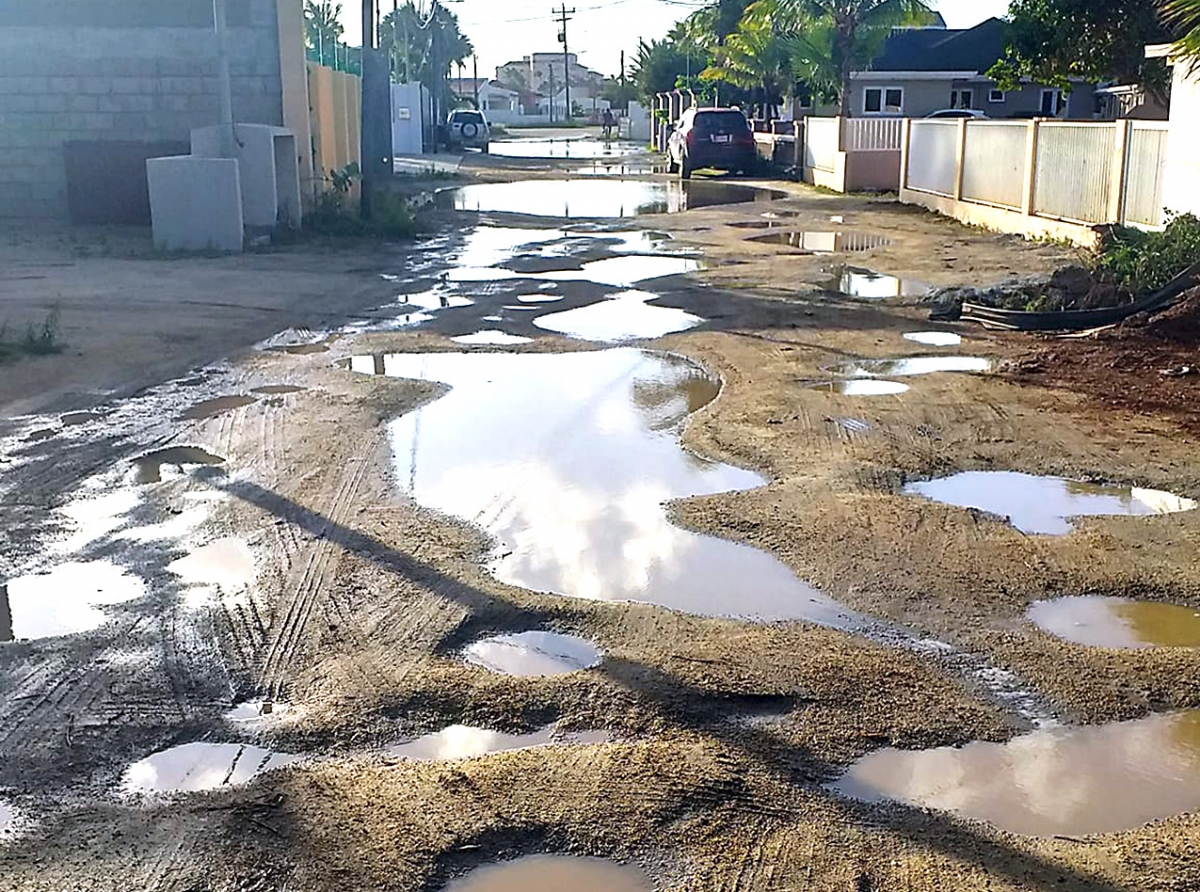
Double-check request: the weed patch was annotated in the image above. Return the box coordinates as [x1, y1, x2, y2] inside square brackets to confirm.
[0, 308, 63, 363]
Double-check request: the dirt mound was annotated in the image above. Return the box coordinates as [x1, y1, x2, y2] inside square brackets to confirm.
[1144, 288, 1200, 344]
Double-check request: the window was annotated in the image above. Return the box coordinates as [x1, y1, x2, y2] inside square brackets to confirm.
[864, 87, 903, 114]
[989, 89, 1006, 103]
[1040, 89, 1066, 116]
[959, 89, 973, 109]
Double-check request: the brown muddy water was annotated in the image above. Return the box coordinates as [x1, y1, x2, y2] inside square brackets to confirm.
[829, 356, 992, 377]
[178, 394, 258, 421]
[121, 742, 299, 795]
[832, 710, 1200, 836]
[1028, 596, 1200, 648]
[133, 446, 225, 484]
[532, 290, 704, 341]
[439, 179, 785, 218]
[385, 724, 612, 760]
[463, 631, 603, 677]
[807, 379, 910, 396]
[444, 855, 653, 892]
[351, 348, 859, 623]
[167, 537, 255, 595]
[250, 385, 307, 395]
[904, 471, 1198, 535]
[2, 560, 146, 640]
[750, 231, 892, 253]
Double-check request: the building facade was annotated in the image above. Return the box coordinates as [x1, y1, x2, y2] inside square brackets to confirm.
[496, 53, 605, 96]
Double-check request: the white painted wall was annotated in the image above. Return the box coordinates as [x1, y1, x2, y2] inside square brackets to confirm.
[147, 156, 244, 253]
[1163, 61, 1200, 216]
[391, 82, 424, 156]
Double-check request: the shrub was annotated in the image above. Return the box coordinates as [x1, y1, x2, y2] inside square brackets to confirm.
[303, 162, 418, 241]
[1096, 212, 1200, 295]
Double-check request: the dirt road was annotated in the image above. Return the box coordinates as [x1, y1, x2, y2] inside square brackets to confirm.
[2, 133, 1198, 892]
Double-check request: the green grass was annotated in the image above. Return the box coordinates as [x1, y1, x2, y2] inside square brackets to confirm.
[1096, 212, 1200, 295]
[0, 309, 63, 364]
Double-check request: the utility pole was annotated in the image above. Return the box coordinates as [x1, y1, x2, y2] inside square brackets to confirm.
[553, 4, 574, 122]
[547, 65, 555, 123]
[620, 49, 625, 112]
[473, 55, 479, 108]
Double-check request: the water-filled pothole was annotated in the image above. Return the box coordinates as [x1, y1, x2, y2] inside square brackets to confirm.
[167, 538, 255, 595]
[276, 342, 330, 355]
[807, 380, 910, 396]
[133, 446, 225, 484]
[517, 293, 563, 303]
[1028, 596, 1200, 648]
[179, 395, 258, 421]
[464, 631, 603, 677]
[904, 331, 961, 347]
[61, 410, 102, 426]
[750, 231, 892, 252]
[385, 724, 612, 760]
[438, 180, 784, 218]
[823, 266, 932, 298]
[487, 138, 644, 159]
[2, 561, 146, 641]
[121, 742, 299, 795]
[444, 856, 653, 892]
[447, 254, 701, 288]
[250, 385, 307, 395]
[831, 710, 1200, 836]
[533, 291, 703, 341]
[829, 356, 992, 377]
[353, 349, 849, 621]
[904, 471, 1197, 535]
[0, 800, 20, 837]
[450, 331, 534, 346]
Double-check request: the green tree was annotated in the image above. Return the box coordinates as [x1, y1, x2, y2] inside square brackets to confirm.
[630, 35, 710, 101]
[380, 2, 474, 87]
[1163, 0, 1200, 70]
[304, 0, 344, 65]
[700, 2, 795, 112]
[989, 0, 1172, 96]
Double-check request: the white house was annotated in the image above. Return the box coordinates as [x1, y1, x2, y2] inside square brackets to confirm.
[448, 78, 520, 118]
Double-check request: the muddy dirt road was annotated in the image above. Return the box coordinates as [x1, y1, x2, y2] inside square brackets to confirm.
[2, 132, 1200, 892]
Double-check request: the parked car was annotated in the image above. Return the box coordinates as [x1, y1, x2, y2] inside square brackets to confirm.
[925, 109, 988, 119]
[667, 107, 756, 179]
[447, 109, 490, 153]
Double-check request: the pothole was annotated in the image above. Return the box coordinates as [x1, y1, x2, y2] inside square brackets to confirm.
[903, 331, 962, 347]
[3, 561, 146, 641]
[250, 385, 307, 395]
[487, 138, 644, 159]
[807, 380, 910, 396]
[437, 180, 785, 218]
[354, 349, 854, 622]
[61, 411, 102, 426]
[385, 724, 613, 760]
[167, 537, 255, 596]
[450, 331, 534, 346]
[904, 471, 1198, 535]
[121, 742, 300, 796]
[829, 356, 992, 377]
[464, 631, 603, 677]
[532, 291, 704, 341]
[225, 700, 291, 726]
[517, 293, 564, 304]
[133, 446, 225, 484]
[178, 394, 258, 421]
[830, 710, 1200, 836]
[444, 855, 653, 892]
[1028, 596, 1200, 648]
[750, 231, 892, 252]
[824, 266, 932, 298]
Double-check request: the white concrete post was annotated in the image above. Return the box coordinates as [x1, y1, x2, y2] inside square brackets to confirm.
[1108, 118, 1132, 223]
[953, 118, 968, 201]
[899, 118, 912, 191]
[1021, 119, 1040, 217]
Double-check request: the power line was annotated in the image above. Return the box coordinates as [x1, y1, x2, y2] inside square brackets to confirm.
[553, 3, 575, 121]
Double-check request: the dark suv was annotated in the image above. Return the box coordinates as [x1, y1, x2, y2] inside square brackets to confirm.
[667, 108, 756, 179]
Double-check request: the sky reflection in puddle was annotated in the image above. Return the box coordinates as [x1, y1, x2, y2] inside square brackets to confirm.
[3, 561, 146, 641]
[831, 356, 992, 377]
[121, 742, 299, 795]
[533, 290, 703, 341]
[445, 855, 653, 892]
[1028, 596, 1200, 648]
[464, 631, 603, 676]
[385, 724, 612, 760]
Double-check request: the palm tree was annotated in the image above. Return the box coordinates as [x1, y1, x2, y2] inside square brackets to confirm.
[304, 0, 344, 66]
[700, 3, 794, 115]
[1163, 0, 1200, 68]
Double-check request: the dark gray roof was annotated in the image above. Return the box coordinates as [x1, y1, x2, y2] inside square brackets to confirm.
[870, 17, 1009, 73]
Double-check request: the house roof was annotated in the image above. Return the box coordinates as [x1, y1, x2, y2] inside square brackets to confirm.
[870, 17, 1009, 74]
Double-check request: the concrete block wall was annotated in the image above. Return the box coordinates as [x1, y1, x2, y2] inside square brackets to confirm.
[0, 0, 284, 220]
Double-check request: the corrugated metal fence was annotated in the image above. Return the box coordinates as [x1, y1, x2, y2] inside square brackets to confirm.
[1033, 123, 1116, 223]
[906, 120, 959, 196]
[1124, 123, 1169, 227]
[962, 121, 1027, 210]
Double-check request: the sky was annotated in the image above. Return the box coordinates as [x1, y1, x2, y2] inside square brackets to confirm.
[342, 0, 1013, 80]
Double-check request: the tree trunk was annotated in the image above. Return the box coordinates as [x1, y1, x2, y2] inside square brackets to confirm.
[840, 71, 852, 117]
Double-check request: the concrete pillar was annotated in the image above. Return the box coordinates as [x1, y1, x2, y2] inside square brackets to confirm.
[1021, 119, 1039, 216]
[276, 0, 316, 207]
[953, 118, 968, 201]
[899, 118, 912, 191]
[1108, 118, 1132, 223]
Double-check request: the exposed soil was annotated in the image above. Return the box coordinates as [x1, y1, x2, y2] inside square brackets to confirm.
[2, 134, 1198, 892]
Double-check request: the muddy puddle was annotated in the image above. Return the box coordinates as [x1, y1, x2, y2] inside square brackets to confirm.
[516, 292, 563, 303]
[830, 356, 992, 377]
[250, 385, 307, 395]
[450, 331, 534, 346]
[487, 138, 644, 159]
[808, 380, 910, 396]
[826, 267, 933, 299]
[464, 631, 603, 677]
[904, 331, 961, 347]
[133, 446, 225, 484]
[61, 410, 102, 426]
[1028, 596, 1200, 648]
[750, 231, 891, 253]
[3, 561, 146, 641]
[226, 700, 289, 723]
[352, 348, 858, 623]
[438, 179, 784, 218]
[122, 742, 299, 795]
[178, 394, 257, 420]
[167, 537, 254, 596]
[904, 471, 1198, 535]
[385, 724, 612, 760]
[276, 342, 331, 355]
[0, 801, 20, 838]
[832, 710, 1200, 836]
[446, 254, 701, 287]
[533, 290, 704, 341]
[445, 855, 653, 892]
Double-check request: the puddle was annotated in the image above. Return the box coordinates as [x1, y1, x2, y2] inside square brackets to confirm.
[397, 288, 475, 311]
[356, 349, 852, 622]
[904, 471, 1198, 535]
[831, 710, 1200, 836]
[808, 380, 910, 396]
[61, 411, 102, 426]
[503, 305, 539, 311]
[831, 356, 992, 377]
[438, 179, 784, 218]
[829, 267, 933, 299]
[487, 138, 644, 159]
[276, 342, 330, 355]
[178, 394, 257, 420]
[3, 561, 146, 640]
[533, 291, 704, 341]
[25, 428, 55, 442]
[517, 293, 563, 303]
[0, 800, 20, 838]
[750, 231, 892, 252]
[385, 724, 612, 760]
[728, 220, 786, 229]
[464, 631, 603, 677]
[56, 490, 142, 552]
[167, 538, 254, 594]
[446, 255, 702, 288]
[450, 331, 534, 346]
[904, 331, 961, 347]
[121, 742, 299, 795]
[1028, 596, 1200, 648]
[250, 385, 307, 395]
[133, 446, 226, 484]
[445, 856, 653, 892]
[225, 699, 289, 724]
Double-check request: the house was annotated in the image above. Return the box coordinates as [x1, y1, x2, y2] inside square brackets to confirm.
[545, 84, 611, 122]
[496, 53, 606, 96]
[850, 18, 1097, 119]
[448, 78, 520, 116]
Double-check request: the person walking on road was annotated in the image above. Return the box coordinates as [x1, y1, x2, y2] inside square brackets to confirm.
[601, 108, 615, 140]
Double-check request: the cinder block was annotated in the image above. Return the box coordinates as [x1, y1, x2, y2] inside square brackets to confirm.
[81, 77, 114, 96]
[69, 95, 99, 113]
[147, 155, 244, 252]
[35, 95, 69, 113]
